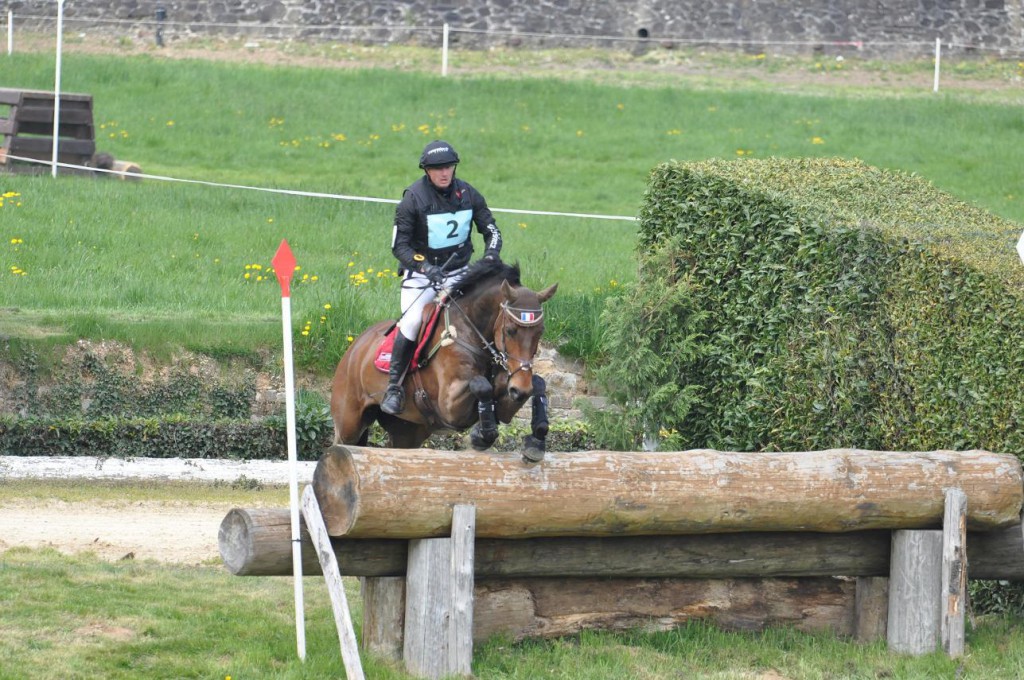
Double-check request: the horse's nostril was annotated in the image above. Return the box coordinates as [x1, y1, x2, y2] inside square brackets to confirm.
[509, 387, 525, 402]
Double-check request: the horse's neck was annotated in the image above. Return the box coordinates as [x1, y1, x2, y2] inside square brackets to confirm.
[451, 287, 501, 341]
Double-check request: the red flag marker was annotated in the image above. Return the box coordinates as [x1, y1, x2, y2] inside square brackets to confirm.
[272, 239, 297, 297]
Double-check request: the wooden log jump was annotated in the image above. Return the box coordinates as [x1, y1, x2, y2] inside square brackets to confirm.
[226, 446, 1024, 675]
[312, 445, 1023, 538]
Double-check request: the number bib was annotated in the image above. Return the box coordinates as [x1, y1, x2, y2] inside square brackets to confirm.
[426, 209, 472, 250]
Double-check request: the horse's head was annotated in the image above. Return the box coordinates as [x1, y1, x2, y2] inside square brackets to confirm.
[494, 278, 558, 402]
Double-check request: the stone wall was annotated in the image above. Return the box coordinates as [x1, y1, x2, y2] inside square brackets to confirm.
[5, 0, 1023, 56]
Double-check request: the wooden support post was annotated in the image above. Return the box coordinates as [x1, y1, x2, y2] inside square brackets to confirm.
[854, 576, 888, 643]
[300, 486, 365, 680]
[403, 504, 476, 679]
[361, 577, 404, 661]
[449, 505, 476, 676]
[888, 530, 942, 654]
[941, 489, 967, 658]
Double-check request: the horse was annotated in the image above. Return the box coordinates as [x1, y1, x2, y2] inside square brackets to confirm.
[330, 259, 558, 461]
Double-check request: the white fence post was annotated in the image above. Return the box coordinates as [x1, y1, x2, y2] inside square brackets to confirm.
[441, 23, 449, 77]
[6, 11, 12, 56]
[933, 37, 941, 93]
[52, 0, 66, 177]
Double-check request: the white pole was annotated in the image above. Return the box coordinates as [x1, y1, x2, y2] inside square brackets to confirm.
[281, 292, 307, 661]
[442, 23, 449, 77]
[933, 37, 941, 93]
[52, 0, 65, 178]
[7, 11, 13, 56]
[271, 239, 306, 662]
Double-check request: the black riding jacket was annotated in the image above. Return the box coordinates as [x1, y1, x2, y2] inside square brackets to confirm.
[391, 175, 502, 274]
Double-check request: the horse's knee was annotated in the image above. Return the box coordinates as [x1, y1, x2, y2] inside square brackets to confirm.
[469, 375, 493, 401]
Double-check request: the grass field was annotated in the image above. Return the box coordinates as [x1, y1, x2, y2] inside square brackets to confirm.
[2, 42, 1024, 370]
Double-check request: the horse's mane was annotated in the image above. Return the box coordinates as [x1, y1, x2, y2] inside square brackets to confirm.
[449, 259, 521, 298]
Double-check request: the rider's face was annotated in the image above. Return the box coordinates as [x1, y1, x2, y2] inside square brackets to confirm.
[425, 164, 456, 189]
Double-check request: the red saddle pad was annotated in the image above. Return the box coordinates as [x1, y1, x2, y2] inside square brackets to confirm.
[373, 302, 445, 373]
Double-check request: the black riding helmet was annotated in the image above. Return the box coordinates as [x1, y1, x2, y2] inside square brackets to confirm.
[419, 140, 460, 169]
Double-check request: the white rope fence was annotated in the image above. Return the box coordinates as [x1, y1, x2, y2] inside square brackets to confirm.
[2, 152, 640, 222]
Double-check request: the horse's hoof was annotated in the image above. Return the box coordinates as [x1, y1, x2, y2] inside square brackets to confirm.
[470, 424, 497, 451]
[521, 435, 545, 463]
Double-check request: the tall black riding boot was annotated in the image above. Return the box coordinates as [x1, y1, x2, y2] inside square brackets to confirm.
[381, 333, 416, 415]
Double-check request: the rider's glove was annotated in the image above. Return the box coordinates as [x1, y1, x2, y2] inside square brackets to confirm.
[483, 249, 501, 262]
[422, 263, 445, 286]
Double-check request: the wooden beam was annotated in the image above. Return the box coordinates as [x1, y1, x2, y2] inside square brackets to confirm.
[220, 508, 1024, 580]
[312, 445, 1023, 539]
[300, 486, 364, 680]
[474, 576, 856, 641]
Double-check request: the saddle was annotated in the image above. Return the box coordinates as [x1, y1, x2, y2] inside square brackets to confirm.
[373, 301, 447, 373]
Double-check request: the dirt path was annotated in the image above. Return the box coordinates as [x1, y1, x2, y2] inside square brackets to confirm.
[0, 456, 316, 565]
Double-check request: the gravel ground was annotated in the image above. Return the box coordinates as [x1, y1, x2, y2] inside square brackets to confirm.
[0, 456, 313, 565]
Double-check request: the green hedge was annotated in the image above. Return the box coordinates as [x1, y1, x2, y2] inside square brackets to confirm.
[597, 157, 1024, 453]
[0, 415, 326, 461]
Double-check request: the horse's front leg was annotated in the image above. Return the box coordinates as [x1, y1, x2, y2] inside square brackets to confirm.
[469, 375, 499, 451]
[521, 374, 549, 463]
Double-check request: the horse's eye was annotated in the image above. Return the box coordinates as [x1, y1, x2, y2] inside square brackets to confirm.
[506, 327, 518, 337]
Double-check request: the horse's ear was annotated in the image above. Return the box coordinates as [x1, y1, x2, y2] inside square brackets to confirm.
[501, 279, 520, 303]
[537, 283, 558, 303]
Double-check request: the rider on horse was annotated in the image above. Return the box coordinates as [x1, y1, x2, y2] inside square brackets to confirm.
[381, 140, 503, 416]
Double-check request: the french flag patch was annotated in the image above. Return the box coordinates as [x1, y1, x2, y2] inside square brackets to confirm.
[520, 311, 537, 323]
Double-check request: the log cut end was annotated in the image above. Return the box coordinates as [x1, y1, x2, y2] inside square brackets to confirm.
[313, 444, 361, 536]
[219, 508, 258, 575]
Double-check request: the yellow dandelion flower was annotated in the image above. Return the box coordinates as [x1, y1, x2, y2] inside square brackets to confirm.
[166, 120, 174, 127]
[347, 335, 354, 343]
[811, 136, 825, 145]
[324, 303, 332, 310]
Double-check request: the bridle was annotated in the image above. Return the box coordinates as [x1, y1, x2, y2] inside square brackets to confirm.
[441, 294, 544, 385]
[493, 302, 545, 381]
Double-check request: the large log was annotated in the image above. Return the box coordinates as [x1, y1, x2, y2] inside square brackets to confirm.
[219, 507, 1024, 581]
[312, 445, 1023, 539]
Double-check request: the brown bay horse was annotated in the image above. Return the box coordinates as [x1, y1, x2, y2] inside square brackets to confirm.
[330, 260, 558, 461]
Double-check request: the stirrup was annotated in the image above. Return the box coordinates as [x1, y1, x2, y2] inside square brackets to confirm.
[381, 385, 405, 415]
